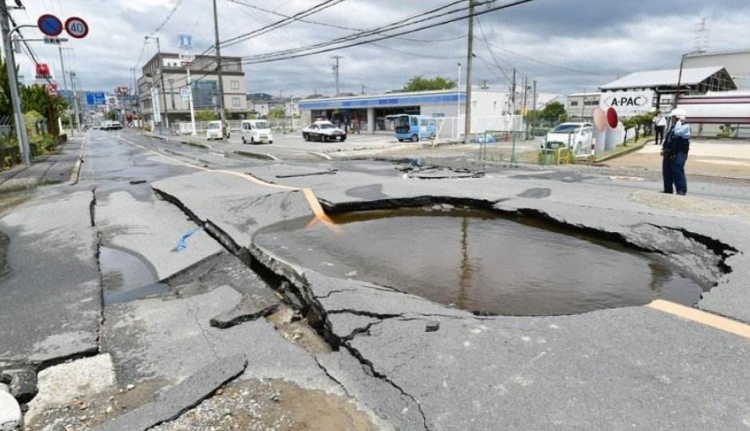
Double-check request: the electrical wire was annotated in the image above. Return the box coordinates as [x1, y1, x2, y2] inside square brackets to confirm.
[237, 0, 469, 61]
[150, 0, 184, 36]
[238, 0, 538, 65]
[224, 0, 466, 43]
[220, 0, 349, 49]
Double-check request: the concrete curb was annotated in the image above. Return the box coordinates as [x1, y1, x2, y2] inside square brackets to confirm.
[68, 136, 87, 185]
[594, 139, 652, 163]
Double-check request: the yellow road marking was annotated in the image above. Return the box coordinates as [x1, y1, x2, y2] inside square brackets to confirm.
[117, 135, 334, 225]
[648, 300, 750, 339]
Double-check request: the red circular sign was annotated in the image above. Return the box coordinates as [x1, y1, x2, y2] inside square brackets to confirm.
[38, 14, 63, 37]
[65, 17, 89, 39]
[606, 107, 619, 129]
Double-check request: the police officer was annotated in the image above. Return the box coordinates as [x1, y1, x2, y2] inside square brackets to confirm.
[661, 108, 691, 195]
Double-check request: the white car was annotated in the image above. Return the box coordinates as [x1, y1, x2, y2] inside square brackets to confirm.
[241, 120, 273, 144]
[101, 120, 122, 131]
[206, 121, 230, 140]
[543, 122, 593, 153]
[302, 121, 347, 142]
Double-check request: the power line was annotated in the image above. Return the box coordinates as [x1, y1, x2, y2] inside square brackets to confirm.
[238, 0, 469, 62]
[238, 0, 538, 65]
[220, 0, 349, 49]
[476, 17, 515, 84]
[224, 0, 466, 43]
[150, 0, 185, 36]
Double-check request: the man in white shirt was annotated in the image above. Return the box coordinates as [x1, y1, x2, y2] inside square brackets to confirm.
[654, 111, 668, 146]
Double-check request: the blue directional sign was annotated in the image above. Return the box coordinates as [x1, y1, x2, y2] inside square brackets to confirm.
[38, 14, 63, 37]
[178, 34, 194, 50]
[86, 92, 106, 106]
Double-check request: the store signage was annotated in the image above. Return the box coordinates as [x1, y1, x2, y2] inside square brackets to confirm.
[600, 91, 654, 117]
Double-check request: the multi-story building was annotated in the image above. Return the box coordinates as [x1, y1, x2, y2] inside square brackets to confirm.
[566, 92, 601, 121]
[137, 52, 249, 126]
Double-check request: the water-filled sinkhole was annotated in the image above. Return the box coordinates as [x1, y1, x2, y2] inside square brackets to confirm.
[255, 207, 707, 316]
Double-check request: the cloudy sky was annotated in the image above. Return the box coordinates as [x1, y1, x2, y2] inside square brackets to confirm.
[14, 0, 750, 97]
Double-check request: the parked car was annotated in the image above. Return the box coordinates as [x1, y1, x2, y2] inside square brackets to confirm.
[543, 122, 593, 153]
[241, 120, 273, 144]
[206, 121, 230, 140]
[302, 121, 347, 142]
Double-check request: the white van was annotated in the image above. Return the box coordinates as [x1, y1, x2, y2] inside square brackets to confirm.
[206, 121, 223, 140]
[241, 120, 273, 145]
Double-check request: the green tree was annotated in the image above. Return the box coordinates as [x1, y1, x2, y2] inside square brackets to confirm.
[540, 101, 566, 121]
[105, 111, 118, 121]
[20, 85, 68, 136]
[268, 107, 285, 120]
[402, 76, 456, 92]
[195, 110, 218, 122]
[0, 55, 13, 118]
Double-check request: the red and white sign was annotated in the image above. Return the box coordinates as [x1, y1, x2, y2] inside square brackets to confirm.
[65, 17, 89, 39]
[35, 63, 51, 78]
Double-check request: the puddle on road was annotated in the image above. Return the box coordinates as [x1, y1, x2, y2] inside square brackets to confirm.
[255, 207, 705, 316]
[99, 246, 165, 305]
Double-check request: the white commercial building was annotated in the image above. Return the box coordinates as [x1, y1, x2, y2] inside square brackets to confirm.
[298, 89, 559, 137]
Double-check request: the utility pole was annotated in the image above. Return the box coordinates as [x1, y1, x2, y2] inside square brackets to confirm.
[331, 55, 342, 95]
[510, 68, 517, 115]
[531, 80, 537, 139]
[59, 46, 74, 135]
[361, 84, 365, 95]
[463, 0, 475, 145]
[186, 63, 197, 135]
[212, 0, 227, 136]
[69, 71, 82, 133]
[1, 4, 31, 165]
[456, 62, 461, 141]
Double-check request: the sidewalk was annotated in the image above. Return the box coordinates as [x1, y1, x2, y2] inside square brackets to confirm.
[605, 138, 750, 179]
[0, 137, 84, 192]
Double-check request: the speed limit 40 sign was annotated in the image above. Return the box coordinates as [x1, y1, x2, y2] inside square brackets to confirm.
[65, 17, 89, 39]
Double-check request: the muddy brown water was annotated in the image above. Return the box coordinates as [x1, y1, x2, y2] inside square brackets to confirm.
[255, 207, 705, 316]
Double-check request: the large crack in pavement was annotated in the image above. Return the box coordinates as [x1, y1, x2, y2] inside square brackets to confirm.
[149, 182, 746, 430]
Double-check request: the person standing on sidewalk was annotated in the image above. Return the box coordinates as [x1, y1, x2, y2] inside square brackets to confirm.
[661, 109, 691, 195]
[654, 111, 668, 145]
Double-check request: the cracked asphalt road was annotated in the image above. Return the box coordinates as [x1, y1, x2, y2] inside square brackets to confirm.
[4, 129, 750, 431]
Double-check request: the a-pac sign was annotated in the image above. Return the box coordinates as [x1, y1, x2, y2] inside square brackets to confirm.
[600, 91, 654, 117]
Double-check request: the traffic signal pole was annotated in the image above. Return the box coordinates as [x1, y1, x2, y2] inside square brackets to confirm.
[1, 4, 31, 166]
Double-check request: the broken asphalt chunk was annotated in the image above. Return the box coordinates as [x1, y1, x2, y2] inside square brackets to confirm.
[89, 354, 247, 431]
[3, 368, 37, 404]
[209, 293, 281, 329]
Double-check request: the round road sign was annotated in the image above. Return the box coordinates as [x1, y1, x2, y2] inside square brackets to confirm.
[38, 14, 63, 37]
[65, 17, 89, 39]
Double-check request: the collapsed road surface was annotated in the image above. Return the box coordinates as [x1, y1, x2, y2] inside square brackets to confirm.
[2, 129, 750, 431]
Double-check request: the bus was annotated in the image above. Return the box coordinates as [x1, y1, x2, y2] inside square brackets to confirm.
[387, 115, 439, 142]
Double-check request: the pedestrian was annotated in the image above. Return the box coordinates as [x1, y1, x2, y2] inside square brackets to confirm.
[654, 111, 668, 145]
[661, 108, 691, 195]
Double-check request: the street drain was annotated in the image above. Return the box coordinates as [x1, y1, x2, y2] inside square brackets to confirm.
[99, 246, 165, 305]
[255, 207, 706, 316]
